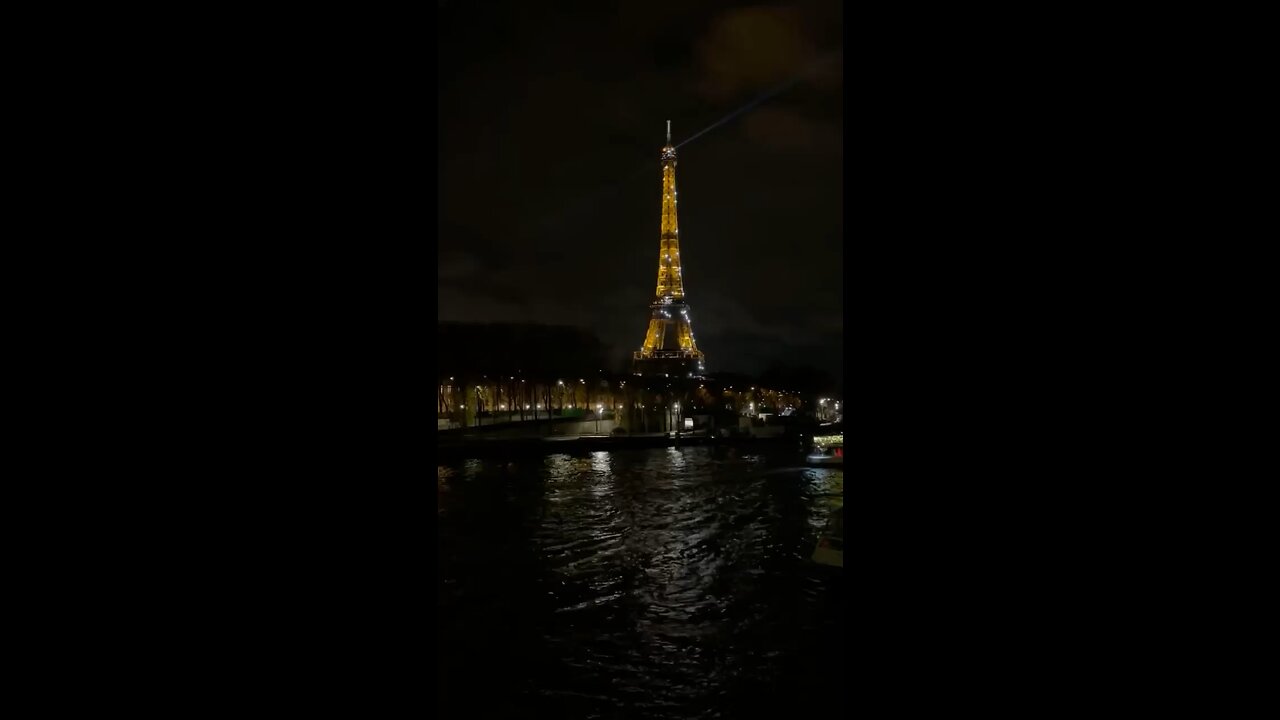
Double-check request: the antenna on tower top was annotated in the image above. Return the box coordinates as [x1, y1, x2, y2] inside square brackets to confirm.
[666, 120, 671, 144]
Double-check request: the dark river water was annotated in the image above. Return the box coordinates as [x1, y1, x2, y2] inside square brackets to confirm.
[438, 446, 844, 719]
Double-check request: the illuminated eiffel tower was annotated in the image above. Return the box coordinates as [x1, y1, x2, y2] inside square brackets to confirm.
[633, 121, 707, 378]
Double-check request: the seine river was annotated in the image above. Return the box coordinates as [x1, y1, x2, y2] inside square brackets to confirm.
[438, 445, 844, 719]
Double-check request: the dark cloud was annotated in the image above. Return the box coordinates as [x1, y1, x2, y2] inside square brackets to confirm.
[696, 6, 818, 101]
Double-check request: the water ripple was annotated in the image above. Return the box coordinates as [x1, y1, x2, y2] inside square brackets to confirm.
[438, 446, 843, 718]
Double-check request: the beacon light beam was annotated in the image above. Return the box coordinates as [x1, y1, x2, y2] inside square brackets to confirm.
[532, 48, 840, 238]
[675, 47, 843, 150]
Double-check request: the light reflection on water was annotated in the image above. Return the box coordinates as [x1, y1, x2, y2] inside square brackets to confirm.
[438, 446, 843, 719]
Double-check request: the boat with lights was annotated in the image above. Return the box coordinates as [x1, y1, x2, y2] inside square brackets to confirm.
[806, 433, 843, 466]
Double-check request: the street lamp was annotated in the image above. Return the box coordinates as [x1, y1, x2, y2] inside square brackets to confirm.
[596, 404, 603, 433]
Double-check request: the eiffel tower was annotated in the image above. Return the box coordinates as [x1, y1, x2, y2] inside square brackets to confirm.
[633, 121, 707, 378]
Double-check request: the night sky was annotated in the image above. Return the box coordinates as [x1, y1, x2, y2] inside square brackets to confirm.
[438, 1, 843, 384]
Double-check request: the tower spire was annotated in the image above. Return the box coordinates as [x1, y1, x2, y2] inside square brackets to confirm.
[633, 121, 705, 378]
